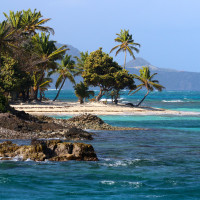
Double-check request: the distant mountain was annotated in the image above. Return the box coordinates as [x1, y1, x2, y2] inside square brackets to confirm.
[126, 57, 177, 72]
[126, 57, 151, 67]
[126, 57, 200, 91]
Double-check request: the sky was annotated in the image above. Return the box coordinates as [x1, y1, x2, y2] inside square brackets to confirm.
[1, 0, 200, 72]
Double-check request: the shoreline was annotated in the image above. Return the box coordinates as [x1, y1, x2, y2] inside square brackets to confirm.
[10, 101, 200, 116]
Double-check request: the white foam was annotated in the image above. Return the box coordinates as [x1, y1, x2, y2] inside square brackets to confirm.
[25, 158, 32, 162]
[162, 100, 184, 102]
[125, 181, 142, 188]
[101, 159, 143, 167]
[101, 180, 115, 185]
[11, 155, 23, 161]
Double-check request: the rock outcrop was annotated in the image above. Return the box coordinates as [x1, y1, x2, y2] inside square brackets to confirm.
[65, 114, 143, 130]
[0, 140, 98, 161]
[0, 113, 93, 140]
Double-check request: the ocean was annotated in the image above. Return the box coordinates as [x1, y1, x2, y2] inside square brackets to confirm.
[0, 90, 200, 200]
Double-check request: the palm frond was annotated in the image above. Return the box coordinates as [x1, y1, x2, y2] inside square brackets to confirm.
[110, 45, 120, 54]
[129, 86, 142, 95]
[55, 74, 63, 89]
[148, 81, 165, 91]
[115, 48, 123, 56]
[148, 73, 157, 81]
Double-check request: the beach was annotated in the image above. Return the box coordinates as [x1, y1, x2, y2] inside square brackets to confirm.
[10, 101, 200, 116]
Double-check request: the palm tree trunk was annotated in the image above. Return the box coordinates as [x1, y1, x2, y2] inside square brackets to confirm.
[53, 78, 66, 101]
[33, 72, 45, 101]
[124, 50, 127, 69]
[79, 97, 84, 104]
[136, 90, 149, 107]
[33, 87, 39, 100]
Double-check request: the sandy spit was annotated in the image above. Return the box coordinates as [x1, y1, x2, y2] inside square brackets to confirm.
[10, 101, 200, 116]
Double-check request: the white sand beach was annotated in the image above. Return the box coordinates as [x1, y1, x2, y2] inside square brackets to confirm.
[10, 101, 200, 116]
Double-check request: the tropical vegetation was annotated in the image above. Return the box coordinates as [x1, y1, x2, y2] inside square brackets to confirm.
[0, 9, 68, 111]
[82, 48, 135, 101]
[0, 8, 164, 111]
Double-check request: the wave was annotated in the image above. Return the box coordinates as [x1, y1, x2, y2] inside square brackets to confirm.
[100, 98, 124, 102]
[162, 100, 185, 102]
[100, 158, 156, 167]
[11, 155, 23, 161]
[100, 180, 143, 188]
[100, 180, 115, 185]
[48, 89, 57, 91]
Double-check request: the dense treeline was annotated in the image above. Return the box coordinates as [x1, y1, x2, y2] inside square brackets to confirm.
[0, 9, 67, 103]
[0, 9, 164, 112]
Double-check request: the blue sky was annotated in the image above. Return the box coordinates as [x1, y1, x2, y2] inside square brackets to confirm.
[1, 0, 200, 72]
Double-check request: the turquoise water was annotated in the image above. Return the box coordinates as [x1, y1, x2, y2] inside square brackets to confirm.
[45, 90, 200, 112]
[1, 90, 200, 199]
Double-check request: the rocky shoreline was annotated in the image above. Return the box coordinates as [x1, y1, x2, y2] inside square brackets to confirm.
[0, 111, 144, 162]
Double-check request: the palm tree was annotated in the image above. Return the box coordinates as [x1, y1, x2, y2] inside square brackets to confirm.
[130, 66, 165, 107]
[74, 81, 94, 104]
[110, 29, 140, 69]
[31, 32, 67, 100]
[3, 9, 54, 36]
[52, 55, 76, 101]
[74, 51, 89, 76]
[21, 9, 54, 35]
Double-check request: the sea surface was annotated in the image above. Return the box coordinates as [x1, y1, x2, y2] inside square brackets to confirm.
[1, 90, 200, 199]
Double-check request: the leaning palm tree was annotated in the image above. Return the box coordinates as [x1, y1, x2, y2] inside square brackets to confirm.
[130, 66, 165, 107]
[74, 81, 94, 104]
[110, 29, 140, 69]
[52, 55, 76, 101]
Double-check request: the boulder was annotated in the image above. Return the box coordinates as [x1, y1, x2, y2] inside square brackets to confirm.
[0, 140, 98, 161]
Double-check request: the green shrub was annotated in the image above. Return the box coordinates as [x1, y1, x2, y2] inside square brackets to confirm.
[0, 94, 9, 113]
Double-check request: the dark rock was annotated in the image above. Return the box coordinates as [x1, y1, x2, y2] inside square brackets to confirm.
[0, 113, 93, 140]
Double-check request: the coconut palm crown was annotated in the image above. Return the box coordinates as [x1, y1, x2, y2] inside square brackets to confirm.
[110, 29, 140, 69]
[130, 66, 165, 107]
[3, 9, 54, 35]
